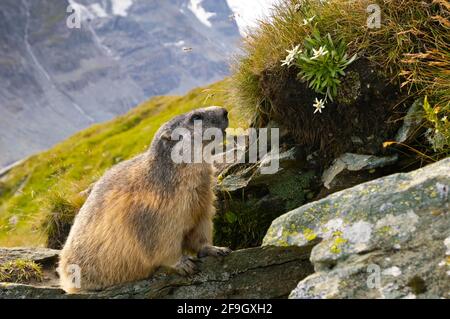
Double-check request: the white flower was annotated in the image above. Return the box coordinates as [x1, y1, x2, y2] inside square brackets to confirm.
[313, 98, 326, 114]
[310, 46, 328, 60]
[441, 116, 448, 122]
[281, 44, 302, 67]
[302, 15, 315, 25]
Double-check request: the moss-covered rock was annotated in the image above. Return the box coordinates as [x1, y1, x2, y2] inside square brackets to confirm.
[263, 158, 450, 299]
[214, 147, 320, 249]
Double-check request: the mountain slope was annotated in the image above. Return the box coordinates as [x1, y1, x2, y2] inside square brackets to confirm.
[0, 0, 241, 167]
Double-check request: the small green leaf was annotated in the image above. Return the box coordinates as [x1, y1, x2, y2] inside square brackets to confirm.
[225, 211, 237, 224]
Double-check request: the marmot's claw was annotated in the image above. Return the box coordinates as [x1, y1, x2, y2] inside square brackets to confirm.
[175, 255, 198, 276]
[218, 247, 232, 256]
[198, 246, 232, 258]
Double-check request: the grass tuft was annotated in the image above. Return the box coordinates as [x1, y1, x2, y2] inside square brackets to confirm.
[42, 191, 85, 249]
[230, 0, 449, 156]
[0, 259, 43, 284]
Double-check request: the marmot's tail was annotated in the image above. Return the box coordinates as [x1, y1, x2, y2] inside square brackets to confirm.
[58, 259, 83, 294]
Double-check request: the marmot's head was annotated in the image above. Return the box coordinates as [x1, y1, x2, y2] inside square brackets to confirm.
[149, 106, 229, 162]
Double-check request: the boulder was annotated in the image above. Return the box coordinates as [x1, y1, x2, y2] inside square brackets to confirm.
[263, 158, 450, 299]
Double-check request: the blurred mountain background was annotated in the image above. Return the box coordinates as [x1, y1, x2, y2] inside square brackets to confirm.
[0, 0, 274, 169]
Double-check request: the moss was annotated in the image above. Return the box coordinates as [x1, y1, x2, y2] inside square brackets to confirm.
[214, 169, 318, 250]
[407, 275, 427, 295]
[268, 170, 316, 211]
[335, 71, 361, 106]
[0, 259, 43, 284]
[214, 195, 283, 250]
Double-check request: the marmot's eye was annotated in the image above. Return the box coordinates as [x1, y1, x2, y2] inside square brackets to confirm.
[191, 114, 202, 122]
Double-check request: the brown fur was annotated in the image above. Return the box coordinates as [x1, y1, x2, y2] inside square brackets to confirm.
[59, 107, 229, 293]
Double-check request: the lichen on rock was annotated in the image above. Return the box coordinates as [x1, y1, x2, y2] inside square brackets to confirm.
[264, 158, 450, 299]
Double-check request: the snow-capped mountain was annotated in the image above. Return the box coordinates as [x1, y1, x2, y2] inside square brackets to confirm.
[0, 0, 242, 167]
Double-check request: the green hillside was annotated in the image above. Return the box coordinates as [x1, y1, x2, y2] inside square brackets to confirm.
[0, 81, 238, 247]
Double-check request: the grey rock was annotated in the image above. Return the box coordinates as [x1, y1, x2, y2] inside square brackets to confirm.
[264, 158, 450, 299]
[321, 153, 398, 189]
[0, 284, 69, 299]
[218, 147, 302, 192]
[0, 247, 59, 264]
[395, 98, 424, 143]
[0, 245, 315, 299]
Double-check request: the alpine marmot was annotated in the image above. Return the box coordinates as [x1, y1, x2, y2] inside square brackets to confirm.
[59, 106, 231, 293]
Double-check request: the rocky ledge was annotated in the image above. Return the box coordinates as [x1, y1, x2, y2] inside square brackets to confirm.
[1, 158, 448, 299]
[0, 245, 314, 299]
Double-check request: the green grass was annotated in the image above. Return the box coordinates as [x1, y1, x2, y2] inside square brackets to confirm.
[0, 259, 43, 284]
[230, 0, 449, 157]
[0, 80, 239, 247]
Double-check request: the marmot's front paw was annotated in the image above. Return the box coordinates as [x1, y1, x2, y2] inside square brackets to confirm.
[175, 255, 198, 276]
[198, 245, 232, 258]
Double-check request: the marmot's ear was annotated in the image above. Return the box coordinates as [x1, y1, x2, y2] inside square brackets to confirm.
[160, 129, 172, 141]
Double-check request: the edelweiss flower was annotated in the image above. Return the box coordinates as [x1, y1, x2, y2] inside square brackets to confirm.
[281, 44, 302, 67]
[313, 98, 326, 114]
[302, 15, 315, 25]
[310, 46, 328, 60]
